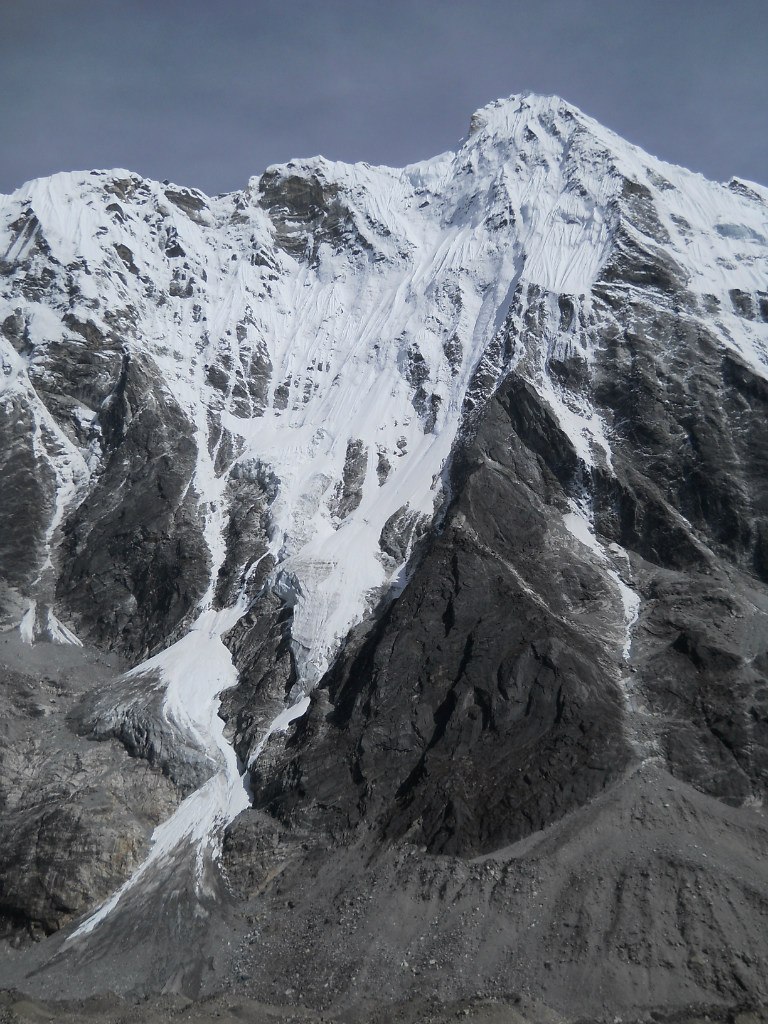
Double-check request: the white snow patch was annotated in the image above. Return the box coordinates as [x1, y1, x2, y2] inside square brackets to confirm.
[18, 602, 36, 644]
[248, 695, 312, 767]
[46, 609, 83, 646]
[609, 567, 640, 660]
[562, 500, 639, 661]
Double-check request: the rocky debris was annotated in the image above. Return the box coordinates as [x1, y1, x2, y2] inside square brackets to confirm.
[8, 991, 736, 1024]
[0, 996, 766, 1024]
[75, 672, 215, 795]
[0, 635, 178, 943]
[220, 764, 768, 1019]
[4, 766, 766, 1021]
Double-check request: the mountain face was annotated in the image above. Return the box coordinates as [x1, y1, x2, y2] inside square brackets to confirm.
[1, 94, 768, 1020]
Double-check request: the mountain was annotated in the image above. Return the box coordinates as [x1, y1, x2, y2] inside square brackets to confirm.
[0, 93, 767, 1022]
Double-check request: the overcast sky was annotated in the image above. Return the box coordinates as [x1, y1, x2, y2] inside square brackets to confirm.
[1, 1, 766, 195]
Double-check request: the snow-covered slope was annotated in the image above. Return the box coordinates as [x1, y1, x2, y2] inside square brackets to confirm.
[1, 93, 767, 943]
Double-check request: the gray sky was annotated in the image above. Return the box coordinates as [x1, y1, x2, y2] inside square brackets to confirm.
[1, 0, 766, 195]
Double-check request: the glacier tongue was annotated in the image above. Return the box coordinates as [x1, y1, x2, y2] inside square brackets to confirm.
[69, 605, 250, 940]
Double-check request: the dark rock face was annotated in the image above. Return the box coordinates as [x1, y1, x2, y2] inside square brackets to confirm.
[220, 586, 296, 768]
[56, 350, 210, 658]
[0, 256, 211, 662]
[257, 167, 372, 262]
[330, 438, 367, 521]
[214, 461, 277, 607]
[0, 395, 55, 594]
[586, 235, 768, 808]
[251, 373, 633, 855]
[638, 579, 768, 806]
[591, 298, 768, 580]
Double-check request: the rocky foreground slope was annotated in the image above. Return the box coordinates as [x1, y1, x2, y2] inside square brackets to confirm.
[0, 94, 767, 1021]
